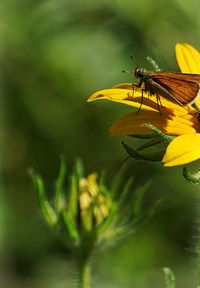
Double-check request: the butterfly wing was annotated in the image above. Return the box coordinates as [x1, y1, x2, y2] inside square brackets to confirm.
[153, 72, 200, 81]
[150, 73, 200, 105]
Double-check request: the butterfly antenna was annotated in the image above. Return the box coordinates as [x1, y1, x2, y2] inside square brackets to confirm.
[130, 55, 136, 63]
[122, 55, 138, 75]
[130, 55, 138, 66]
[122, 70, 132, 74]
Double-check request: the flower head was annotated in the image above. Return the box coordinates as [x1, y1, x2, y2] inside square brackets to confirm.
[88, 43, 200, 167]
[31, 158, 156, 252]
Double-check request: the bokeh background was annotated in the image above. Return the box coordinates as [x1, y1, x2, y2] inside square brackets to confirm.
[0, 0, 200, 287]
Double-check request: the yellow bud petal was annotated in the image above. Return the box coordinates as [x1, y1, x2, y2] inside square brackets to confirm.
[163, 134, 200, 166]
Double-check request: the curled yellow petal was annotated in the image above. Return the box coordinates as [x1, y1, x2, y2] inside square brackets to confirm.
[176, 43, 200, 73]
[110, 111, 197, 136]
[163, 134, 200, 166]
[88, 87, 193, 116]
[88, 88, 157, 112]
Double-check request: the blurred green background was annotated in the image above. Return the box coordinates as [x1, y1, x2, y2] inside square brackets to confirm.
[0, 0, 200, 287]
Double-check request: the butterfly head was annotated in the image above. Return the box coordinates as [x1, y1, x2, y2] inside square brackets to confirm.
[134, 67, 145, 79]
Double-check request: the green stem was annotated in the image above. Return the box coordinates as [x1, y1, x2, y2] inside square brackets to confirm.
[196, 194, 200, 287]
[77, 251, 91, 288]
[197, 229, 200, 286]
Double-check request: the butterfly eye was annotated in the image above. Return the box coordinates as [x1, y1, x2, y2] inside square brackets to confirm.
[135, 68, 144, 78]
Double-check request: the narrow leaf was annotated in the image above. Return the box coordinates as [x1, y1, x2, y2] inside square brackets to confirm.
[62, 211, 80, 243]
[132, 182, 151, 217]
[110, 166, 125, 198]
[55, 156, 67, 213]
[30, 170, 58, 226]
[68, 175, 78, 218]
[74, 158, 84, 181]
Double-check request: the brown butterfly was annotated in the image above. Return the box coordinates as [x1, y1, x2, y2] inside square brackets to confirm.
[133, 67, 200, 109]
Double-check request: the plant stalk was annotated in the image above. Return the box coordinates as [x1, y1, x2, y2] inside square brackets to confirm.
[77, 250, 91, 288]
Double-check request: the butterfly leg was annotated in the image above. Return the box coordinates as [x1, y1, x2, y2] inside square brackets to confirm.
[156, 94, 162, 115]
[132, 79, 144, 114]
[192, 103, 200, 113]
[136, 88, 145, 115]
[132, 80, 142, 98]
[131, 83, 135, 99]
[158, 95, 164, 108]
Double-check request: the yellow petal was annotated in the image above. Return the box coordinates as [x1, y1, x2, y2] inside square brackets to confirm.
[175, 43, 200, 73]
[112, 84, 197, 115]
[110, 111, 197, 136]
[163, 134, 200, 166]
[88, 87, 191, 115]
[88, 88, 157, 112]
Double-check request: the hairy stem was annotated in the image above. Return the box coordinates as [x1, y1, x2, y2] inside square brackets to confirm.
[77, 249, 91, 288]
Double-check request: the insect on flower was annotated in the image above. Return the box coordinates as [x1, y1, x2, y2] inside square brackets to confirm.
[133, 65, 200, 111]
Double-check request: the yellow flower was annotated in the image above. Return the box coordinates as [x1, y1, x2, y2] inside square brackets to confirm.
[79, 173, 110, 231]
[88, 43, 200, 167]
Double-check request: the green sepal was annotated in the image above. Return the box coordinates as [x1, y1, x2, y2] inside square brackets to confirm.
[183, 167, 200, 185]
[136, 137, 164, 151]
[129, 134, 156, 139]
[122, 141, 164, 161]
[97, 203, 117, 238]
[80, 203, 94, 233]
[143, 123, 175, 142]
